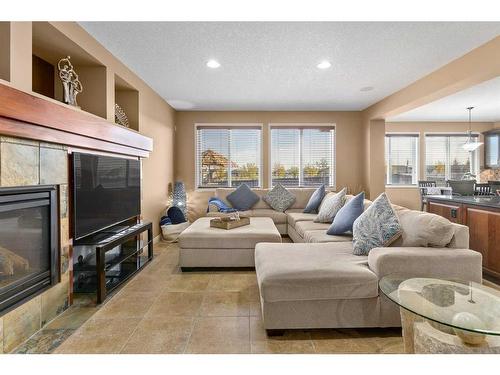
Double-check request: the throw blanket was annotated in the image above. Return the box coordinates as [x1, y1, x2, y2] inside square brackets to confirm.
[207, 197, 237, 213]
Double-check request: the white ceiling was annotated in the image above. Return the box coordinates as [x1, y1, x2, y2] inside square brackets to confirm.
[388, 76, 500, 122]
[79, 22, 500, 111]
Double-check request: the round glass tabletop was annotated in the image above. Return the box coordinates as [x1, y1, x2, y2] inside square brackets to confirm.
[379, 276, 500, 336]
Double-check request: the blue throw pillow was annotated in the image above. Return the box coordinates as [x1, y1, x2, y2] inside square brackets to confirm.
[327, 192, 365, 235]
[303, 185, 326, 213]
[226, 183, 260, 211]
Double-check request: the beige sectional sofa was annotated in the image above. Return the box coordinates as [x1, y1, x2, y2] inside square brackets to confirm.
[199, 187, 483, 333]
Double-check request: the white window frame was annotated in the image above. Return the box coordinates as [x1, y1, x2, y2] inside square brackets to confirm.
[385, 132, 420, 187]
[195, 123, 264, 189]
[423, 132, 480, 182]
[268, 123, 336, 189]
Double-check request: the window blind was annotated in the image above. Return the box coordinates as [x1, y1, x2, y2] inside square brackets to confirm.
[385, 134, 419, 185]
[270, 125, 335, 187]
[425, 134, 479, 184]
[196, 126, 262, 188]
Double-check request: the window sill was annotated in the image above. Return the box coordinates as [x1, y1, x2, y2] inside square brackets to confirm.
[385, 185, 419, 189]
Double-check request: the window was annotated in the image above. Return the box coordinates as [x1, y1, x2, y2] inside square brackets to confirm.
[425, 134, 479, 184]
[196, 125, 262, 188]
[270, 125, 335, 187]
[385, 134, 419, 185]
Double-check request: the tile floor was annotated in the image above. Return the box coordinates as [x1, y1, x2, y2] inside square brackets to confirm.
[15, 241, 404, 354]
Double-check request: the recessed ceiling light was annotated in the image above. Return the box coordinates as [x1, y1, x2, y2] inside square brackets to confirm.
[206, 59, 221, 69]
[317, 61, 331, 69]
[360, 86, 374, 92]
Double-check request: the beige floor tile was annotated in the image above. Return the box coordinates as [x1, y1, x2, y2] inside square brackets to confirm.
[251, 340, 315, 354]
[208, 274, 257, 292]
[122, 276, 170, 293]
[146, 292, 204, 317]
[97, 295, 156, 319]
[164, 274, 212, 292]
[44, 306, 97, 330]
[377, 336, 405, 354]
[121, 317, 194, 354]
[185, 317, 250, 354]
[249, 301, 261, 317]
[54, 317, 141, 354]
[313, 337, 381, 354]
[250, 317, 311, 342]
[199, 292, 250, 317]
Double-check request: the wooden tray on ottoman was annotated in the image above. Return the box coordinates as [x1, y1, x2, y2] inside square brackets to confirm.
[210, 216, 250, 230]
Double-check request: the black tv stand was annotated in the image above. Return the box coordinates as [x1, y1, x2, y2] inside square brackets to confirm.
[73, 221, 153, 303]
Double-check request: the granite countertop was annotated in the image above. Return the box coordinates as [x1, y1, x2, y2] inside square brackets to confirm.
[426, 195, 500, 209]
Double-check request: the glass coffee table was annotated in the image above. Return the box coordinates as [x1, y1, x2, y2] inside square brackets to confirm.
[379, 276, 500, 353]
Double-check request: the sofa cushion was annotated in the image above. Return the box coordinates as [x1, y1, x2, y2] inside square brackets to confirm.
[226, 183, 260, 211]
[304, 230, 353, 243]
[353, 193, 402, 256]
[327, 192, 365, 235]
[391, 206, 455, 248]
[255, 242, 378, 302]
[285, 212, 318, 228]
[295, 220, 331, 237]
[249, 209, 287, 224]
[314, 188, 347, 223]
[287, 188, 318, 210]
[262, 183, 296, 212]
[303, 185, 326, 213]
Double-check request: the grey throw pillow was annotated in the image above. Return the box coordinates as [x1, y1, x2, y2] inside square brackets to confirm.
[263, 183, 296, 212]
[226, 183, 260, 211]
[352, 193, 402, 256]
[314, 188, 347, 223]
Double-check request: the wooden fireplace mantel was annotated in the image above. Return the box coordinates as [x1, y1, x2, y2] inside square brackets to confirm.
[0, 83, 153, 157]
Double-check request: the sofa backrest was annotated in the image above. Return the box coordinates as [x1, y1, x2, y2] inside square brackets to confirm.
[215, 187, 332, 210]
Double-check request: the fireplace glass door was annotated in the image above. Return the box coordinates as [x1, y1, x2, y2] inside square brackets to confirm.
[0, 186, 58, 314]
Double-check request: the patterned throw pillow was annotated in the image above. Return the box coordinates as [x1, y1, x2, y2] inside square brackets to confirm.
[226, 183, 260, 211]
[303, 184, 326, 214]
[263, 183, 296, 212]
[314, 188, 347, 223]
[352, 193, 402, 256]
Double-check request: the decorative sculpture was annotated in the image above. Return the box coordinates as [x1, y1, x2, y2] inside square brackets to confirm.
[114, 104, 130, 128]
[57, 56, 83, 107]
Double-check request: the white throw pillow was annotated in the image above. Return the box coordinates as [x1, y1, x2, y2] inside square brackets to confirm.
[314, 188, 347, 223]
[391, 206, 455, 248]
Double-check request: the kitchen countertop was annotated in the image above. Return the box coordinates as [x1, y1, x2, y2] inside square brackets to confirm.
[426, 195, 500, 209]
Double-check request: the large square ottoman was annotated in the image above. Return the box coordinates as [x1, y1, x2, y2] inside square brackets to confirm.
[178, 217, 282, 268]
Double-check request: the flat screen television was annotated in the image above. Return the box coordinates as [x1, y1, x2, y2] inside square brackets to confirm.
[72, 152, 141, 240]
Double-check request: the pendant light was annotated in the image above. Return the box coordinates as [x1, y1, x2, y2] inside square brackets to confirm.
[462, 106, 483, 152]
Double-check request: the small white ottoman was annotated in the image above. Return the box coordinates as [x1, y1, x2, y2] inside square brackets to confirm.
[178, 217, 282, 268]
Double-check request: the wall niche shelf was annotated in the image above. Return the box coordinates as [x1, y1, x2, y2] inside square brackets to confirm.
[115, 74, 139, 131]
[0, 22, 10, 82]
[32, 22, 107, 119]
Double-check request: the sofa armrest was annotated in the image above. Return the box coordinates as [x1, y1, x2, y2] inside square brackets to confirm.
[368, 247, 482, 283]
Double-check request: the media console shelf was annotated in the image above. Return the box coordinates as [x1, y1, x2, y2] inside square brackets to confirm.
[73, 221, 153, 303]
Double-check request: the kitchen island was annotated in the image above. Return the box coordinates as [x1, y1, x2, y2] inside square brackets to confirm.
[426, 195, 500, 279]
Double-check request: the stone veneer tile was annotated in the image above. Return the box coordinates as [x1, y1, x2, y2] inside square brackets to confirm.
[0, 317, 3, 354]
[0, 141, 40, 186]
[41, 274, 70, 327]
[0, 136, 39, 147]
[59, 184, 68, 219]
[39, 146, 68, 185]
[3, 296, 41, 353]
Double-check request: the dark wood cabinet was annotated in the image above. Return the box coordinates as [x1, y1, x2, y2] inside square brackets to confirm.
[428, 197, 500, 278]
[427, 201, 463, 223]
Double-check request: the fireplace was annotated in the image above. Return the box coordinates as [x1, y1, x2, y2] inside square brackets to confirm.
[0, 185, 59, 314]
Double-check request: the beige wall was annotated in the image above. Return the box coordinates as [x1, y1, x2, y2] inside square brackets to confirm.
[174, 111, 365, 220]
[5, 22, 175, 237]
[385, 121, 495, 210]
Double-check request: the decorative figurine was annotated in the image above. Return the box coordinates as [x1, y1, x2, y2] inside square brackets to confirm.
[57, 56, 83, 107]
